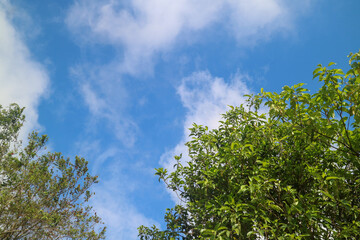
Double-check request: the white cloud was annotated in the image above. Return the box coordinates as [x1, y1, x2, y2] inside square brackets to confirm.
[75, 141, 158, 240]
[0, 1, 49, 140]
[226, 0, 288, 43]
[66, 0, 297, 76]
[160, 71, 252, 202]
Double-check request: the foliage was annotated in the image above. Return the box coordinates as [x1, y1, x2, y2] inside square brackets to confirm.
[139, 51, 360, 239]
[0, 104, 106, 239]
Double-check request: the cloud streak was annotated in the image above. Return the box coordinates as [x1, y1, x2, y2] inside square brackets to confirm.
[70, 63, 138, 147]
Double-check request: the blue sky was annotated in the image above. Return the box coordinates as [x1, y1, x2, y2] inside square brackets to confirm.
[1, 0, 359, 239]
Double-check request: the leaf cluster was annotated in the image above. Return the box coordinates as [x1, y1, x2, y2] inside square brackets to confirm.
[139, 51, 360, 239]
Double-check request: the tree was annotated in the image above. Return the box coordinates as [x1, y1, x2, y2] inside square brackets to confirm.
[0, 104, 106, 239]
[139, 51, 360, 239]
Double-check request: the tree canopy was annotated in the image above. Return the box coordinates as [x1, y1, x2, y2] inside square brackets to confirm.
[139, 51, 360, 239]
[0, 104, 106, 239]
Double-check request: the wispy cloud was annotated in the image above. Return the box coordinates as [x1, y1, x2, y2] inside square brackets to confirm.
[0, 1, 49, 139]
[75, 140, 158, 240]
[160, 71, 252, 202]
[65, 0, 308, 147]
[70, 64, 138, 147]
[67, 0, 296, 76]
